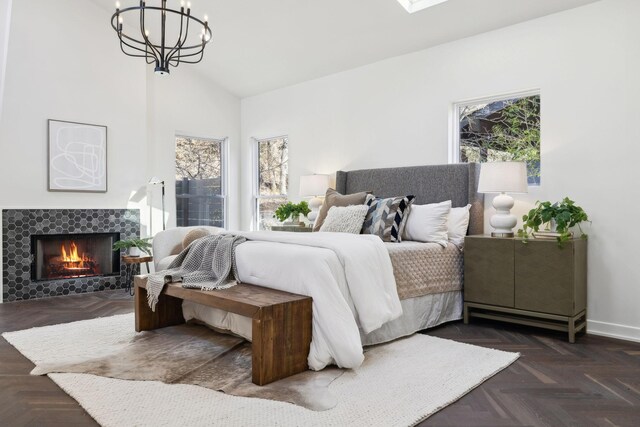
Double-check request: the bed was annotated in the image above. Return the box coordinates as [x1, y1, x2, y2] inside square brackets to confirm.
[161, 163, 484, 370]
[334, 163, 483, 345]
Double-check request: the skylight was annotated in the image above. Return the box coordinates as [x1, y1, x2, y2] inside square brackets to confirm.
[396, 0, 450, 14]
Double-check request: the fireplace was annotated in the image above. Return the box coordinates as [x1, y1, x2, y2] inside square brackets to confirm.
[31, 233, 121, 281]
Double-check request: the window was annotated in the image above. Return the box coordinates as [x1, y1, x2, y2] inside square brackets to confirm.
[453, 91, 541, 185]
[396, 0, 450, 14]
[175, 135, 227, 228]
[254, 136, 289, 230]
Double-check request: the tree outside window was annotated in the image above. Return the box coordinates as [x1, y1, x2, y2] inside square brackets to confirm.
[175, 136, 226, 228]
[255, 136, 288, 230]
[456, 93, 541, 185]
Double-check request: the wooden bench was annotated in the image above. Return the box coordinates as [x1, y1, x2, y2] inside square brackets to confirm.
[134, 276, 312, 386]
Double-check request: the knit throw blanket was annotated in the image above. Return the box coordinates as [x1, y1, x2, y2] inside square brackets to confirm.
[145, 234, 247, 312]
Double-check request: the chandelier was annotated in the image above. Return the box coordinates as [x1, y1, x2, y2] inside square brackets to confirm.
[111, 1, 213, 76]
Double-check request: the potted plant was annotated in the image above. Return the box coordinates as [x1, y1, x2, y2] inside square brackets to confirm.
[112, 237, 153, 257]
[274, 201, 311, 225]
[517, 197, 590, 246]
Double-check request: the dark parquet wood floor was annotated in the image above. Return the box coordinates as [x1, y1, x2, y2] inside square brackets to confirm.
[1, 290, 639, 427]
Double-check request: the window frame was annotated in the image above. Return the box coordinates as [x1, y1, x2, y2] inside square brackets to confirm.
[252, 135, 289, 230]
[450, 89, 541, 177]
[174, 133, 229, 229]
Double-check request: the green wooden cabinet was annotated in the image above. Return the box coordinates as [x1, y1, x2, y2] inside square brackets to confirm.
[269, 225, 312, 232]
[463, 235, 587, 343]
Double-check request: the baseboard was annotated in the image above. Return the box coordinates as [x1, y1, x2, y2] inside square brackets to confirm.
[587, 320, 640, 343]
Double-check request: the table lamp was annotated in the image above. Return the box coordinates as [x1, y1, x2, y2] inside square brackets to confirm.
[478, 162, 528, 237]
[299, 174, 331, 223]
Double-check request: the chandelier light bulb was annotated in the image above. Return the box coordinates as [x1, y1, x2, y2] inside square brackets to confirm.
[145, 29, 149, 36]
[115, 1, 120, 9]
[187, 2, 191, 9]
[204, 14, 208, 22]
[119, 16, 123, 24]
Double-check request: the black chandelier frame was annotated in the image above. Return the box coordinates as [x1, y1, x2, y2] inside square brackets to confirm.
[111, 0, 212, 75]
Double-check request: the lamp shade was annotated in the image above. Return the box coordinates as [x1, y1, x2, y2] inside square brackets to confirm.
[478, 162, 528, 194]
[299, 174, 331, 197]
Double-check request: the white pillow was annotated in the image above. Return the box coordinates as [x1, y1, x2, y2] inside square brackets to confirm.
[403, 200, 451, 247]
[448, 204, 472, 247]
[319, 205, 369, 234]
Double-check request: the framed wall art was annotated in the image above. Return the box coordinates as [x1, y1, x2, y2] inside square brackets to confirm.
[48, 119, 108, 193]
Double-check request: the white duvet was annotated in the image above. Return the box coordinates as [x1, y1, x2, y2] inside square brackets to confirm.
[183, 231, 402, 370]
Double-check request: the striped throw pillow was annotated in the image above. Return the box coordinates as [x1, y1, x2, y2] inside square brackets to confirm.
[361, 194, 415, 242]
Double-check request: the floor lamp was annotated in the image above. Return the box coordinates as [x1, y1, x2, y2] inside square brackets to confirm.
[148, 177, 166, 234]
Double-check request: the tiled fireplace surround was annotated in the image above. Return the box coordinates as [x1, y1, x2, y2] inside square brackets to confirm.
[2, 209, 140, 302]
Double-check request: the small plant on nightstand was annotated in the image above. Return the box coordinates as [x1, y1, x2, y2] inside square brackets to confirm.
[517, 197, 590, 246]
[113, 238, 153, 257]
[274, 201, 311, 224]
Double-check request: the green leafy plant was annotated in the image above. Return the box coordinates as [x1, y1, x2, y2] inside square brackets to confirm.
[112, 238, 153, 255]
[274, 201, 311, 222]
[517, 197, 589, 246]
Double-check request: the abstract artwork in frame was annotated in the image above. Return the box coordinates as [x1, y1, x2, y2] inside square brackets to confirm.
[48, 119, 108, 193]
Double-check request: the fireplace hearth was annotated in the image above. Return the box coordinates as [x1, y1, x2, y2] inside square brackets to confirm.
[31, 233, 120, 281]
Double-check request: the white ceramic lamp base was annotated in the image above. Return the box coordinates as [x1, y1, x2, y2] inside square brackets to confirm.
[490, 192, 517, 237]
[307, 197, 323, 223]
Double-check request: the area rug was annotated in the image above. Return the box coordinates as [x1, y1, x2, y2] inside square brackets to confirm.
[3, 314, 519, 426]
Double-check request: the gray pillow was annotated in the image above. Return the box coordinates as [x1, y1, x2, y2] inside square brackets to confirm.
[313, 188, 370, 231]
[319, 205, 369, 234]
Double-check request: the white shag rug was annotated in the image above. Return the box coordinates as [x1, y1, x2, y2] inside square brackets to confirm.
[3, 314, 519, 427]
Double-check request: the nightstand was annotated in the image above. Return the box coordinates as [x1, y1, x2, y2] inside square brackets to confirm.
[463, 235, 587, 343]
[270, 225, 312, 232]
[122, 255, 153, 296]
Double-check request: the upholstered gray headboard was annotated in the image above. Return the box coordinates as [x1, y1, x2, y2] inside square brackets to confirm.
[335, 163, 484, 235]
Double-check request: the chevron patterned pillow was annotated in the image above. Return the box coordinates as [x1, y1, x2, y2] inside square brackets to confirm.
[361, 194, 415, 242]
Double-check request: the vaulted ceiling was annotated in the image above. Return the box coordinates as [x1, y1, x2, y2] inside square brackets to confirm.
[96, 0, 600, 97]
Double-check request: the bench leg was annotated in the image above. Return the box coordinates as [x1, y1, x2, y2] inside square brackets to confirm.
[135, 279, 185, 332]
[251, 299, 312, 386]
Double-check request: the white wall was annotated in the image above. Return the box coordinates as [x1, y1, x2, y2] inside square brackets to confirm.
[241, 0, 640, 341]
[0, 0, 11, 121]
[0, 0, 147, 210]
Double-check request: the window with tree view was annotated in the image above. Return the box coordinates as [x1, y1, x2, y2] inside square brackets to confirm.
[455, 92, 541, 185]
[175, 136, 226, 228]
[255, 136, 288, 230]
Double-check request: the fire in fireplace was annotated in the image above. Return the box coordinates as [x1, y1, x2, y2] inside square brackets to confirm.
[31, 233, 121, 281]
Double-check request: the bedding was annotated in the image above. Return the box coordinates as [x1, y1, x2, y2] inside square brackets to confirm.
[385, 241, 463, 299]
[361, 194, 415, 242]
[360, 291, 463, 345]
[313, 188, 369, 231]
[402, 200, 452, 246]
[182, 237, 464, 369]
[183, 231, 402, 371]
[448, 204, 472, 247]
[319, 205, 369, 234]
